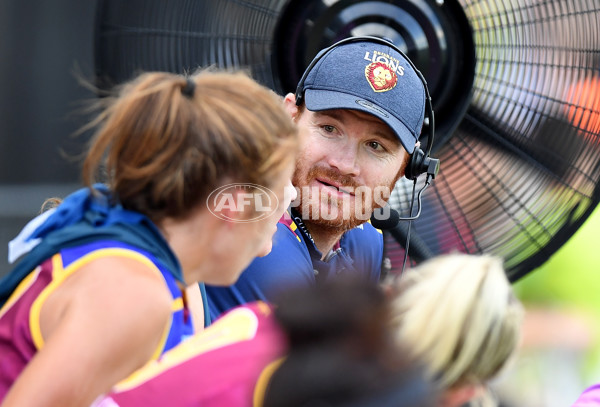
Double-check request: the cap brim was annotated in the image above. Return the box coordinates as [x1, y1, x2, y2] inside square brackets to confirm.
[304, 89, 417, 154]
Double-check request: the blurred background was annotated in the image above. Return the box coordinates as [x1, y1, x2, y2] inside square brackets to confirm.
[1, 0, 599, 405]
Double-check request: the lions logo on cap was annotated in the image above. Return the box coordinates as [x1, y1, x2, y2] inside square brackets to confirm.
[365, 62, 397, 92]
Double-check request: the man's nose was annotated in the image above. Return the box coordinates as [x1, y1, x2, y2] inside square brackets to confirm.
[327, 143, 360, 176]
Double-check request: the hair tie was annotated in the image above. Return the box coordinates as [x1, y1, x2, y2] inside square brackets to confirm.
[182, 78, 196, 99]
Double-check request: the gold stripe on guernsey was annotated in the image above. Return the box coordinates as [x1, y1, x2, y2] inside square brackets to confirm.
[114, 307, 260, 392]
[171, 297, 183, 312]
[255, 300, 272, 316]
[0, 266, 43, 319]
[28, 248, 173, 359]
[289, 221, 301, 242]
[29, 254, 64, 350]
[253, 357, 285, 407]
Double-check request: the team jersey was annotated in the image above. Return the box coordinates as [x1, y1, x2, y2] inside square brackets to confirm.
[206, 209, 383, 321]
[571, 383, 600, 406]
[0, 240, 194, 400]
[92, 302, 286, 407]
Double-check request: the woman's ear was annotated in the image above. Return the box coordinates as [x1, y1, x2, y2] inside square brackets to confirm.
[206, 187, 255, 224]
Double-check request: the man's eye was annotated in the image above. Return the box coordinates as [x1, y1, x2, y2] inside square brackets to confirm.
[322, 125, 336, 133]
[368, 141, 384, 151]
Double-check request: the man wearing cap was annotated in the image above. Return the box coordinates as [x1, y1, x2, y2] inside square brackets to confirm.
[205, 36, 426, 321]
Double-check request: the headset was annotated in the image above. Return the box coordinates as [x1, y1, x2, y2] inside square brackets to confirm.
[295, 36, 442, 274]
[294, 35, 440, 181]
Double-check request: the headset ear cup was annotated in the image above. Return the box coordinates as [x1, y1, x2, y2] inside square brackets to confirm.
[405, 148, 425, 180]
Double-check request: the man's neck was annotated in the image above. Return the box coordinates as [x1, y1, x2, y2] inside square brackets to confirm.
[304, 221, 345, 260]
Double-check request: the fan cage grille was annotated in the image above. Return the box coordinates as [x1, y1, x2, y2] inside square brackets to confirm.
[386, 0, 600, 280]
[93, 0, 600, 280]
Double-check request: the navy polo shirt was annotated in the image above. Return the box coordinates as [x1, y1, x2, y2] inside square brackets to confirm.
[205, 210, 383, 321]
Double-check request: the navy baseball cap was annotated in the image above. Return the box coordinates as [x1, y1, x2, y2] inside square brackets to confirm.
[297, 38, 426, 154]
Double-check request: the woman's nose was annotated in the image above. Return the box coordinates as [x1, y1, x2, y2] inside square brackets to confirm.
[283, 180, 298, 207]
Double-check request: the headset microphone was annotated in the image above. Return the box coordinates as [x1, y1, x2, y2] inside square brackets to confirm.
[370, 206, 400, 230]
[296, 36, 442, 275]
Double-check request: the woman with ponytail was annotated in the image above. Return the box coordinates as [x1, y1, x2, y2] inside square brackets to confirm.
[0, 69, 298, 406]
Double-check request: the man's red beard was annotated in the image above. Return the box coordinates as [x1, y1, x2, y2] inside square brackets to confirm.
[291, 163, 396, 233]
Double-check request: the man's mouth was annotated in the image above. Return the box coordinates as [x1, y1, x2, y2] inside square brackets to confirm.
[316, 178, 355, 196]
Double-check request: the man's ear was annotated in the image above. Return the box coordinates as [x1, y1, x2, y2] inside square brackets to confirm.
[283, 93, 299, 120]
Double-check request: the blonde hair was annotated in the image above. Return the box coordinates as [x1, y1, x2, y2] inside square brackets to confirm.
[389, 254, 523, 405]
[83, 69, 298, 223]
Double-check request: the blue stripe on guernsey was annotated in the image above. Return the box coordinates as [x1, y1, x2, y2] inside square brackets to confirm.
[61, 241, 193, 353]
[60, 241, 183, 301]
[0, 185, 192, 310]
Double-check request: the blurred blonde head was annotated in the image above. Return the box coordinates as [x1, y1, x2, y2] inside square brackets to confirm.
[389, 254, 524, 406]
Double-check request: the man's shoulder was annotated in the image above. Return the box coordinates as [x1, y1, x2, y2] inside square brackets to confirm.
[339, 221, 384, 266]
[276, 211, 303, 244]
[344, 221, 384, 244]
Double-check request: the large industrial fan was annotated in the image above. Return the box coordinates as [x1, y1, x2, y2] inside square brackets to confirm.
[94, 0, 600, 282]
